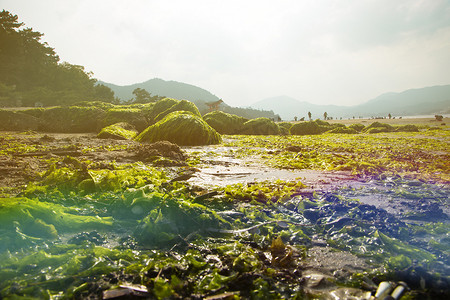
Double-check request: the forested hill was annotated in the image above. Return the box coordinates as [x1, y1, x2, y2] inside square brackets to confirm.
[99, 78, 219, 104]
[100, 79, 280, 119]
[0, 10, 115, 107]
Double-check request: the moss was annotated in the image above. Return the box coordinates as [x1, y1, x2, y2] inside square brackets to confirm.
[349, 123, 365, 132]
[328, 127, 358, 134]
[136, 111, 222, 146]
[363, 122, 394, 133]
[97, 122, 137, 140]
[154, 99, 201, 123]
[203, 111, 248, 134]
[38, 106, 106, 132]
[73, 100, 116, 110]
[103, 108, 148, 131]
[20, 107, 46, 118]
[146, 98, 180, 123]
[0, 109, 40, 131]
[277, 122, 293, 131]
[314, 119, 331, 126]
[395, 124, 419, 132]
[240, 118, 281, 135]
[290, 121, 322, 135]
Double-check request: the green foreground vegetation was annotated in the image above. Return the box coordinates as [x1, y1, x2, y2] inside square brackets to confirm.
[1, 9, 449, 299]
[0, 123, 448, 299]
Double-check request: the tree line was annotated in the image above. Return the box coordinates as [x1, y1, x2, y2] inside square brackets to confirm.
[0, 10, 117, 107]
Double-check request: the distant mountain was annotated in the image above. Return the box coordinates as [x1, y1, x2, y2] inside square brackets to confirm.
[352, 85, 450, 117]
[99, 78, 280, 119]
[251, 96, 350, 121]
[251, 85, 450, 120]
[98, 78, 220, 112]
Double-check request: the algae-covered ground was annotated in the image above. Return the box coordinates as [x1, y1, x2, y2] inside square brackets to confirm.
[0, 122, 449, 299]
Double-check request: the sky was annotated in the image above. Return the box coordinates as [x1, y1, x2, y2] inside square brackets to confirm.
[2, 0, 450, 107]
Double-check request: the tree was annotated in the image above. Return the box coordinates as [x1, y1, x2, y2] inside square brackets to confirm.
[132, 88, 152, 103]
[308, 111, 312, 120]
[323, 112, 328, 120]
[0, 10, 117, 107]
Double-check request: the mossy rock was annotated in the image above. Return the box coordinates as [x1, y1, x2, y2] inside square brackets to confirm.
[203, 111, 248, 134]
[363, 122, 394, 133]
[38, 106, 106, 133]
[97, 122, 138, 140]
[395, 124, 419, 132]
[278, 122, 293, 131]
[20, 107, 46, 119]
[327, 127, 358, 134]
[146, 98, 180, 123]
[349, 123, 365, 132]
[73, 100, 116, 110]
[314, 119, 331, 126]
[290, 121, 323, 135]
[103, 108, 148, 131]
[154, 99, 201, 123]
[240, 118, 281, 135]
[136, 111, 222, 146]
[0, 109, 40, 131]
[276, 122, 292, 135]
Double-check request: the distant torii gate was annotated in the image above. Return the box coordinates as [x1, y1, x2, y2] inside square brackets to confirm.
[205, 99, 224, 112]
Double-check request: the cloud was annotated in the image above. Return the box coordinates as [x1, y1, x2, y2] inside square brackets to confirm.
[2, 0, 450, 106]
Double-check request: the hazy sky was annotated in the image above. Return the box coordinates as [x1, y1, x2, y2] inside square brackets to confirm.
[2, 0, 450, 107]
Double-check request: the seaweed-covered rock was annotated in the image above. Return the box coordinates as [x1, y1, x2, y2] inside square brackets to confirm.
[240, 118, 281, 135]
[348, 123, 365, 132]
[136, 111, 222, 146]
[154, 99, 201, 123]
[133, 141, 188, 166]
[327, 127, 358, 134]
[97, 122, 138, 140]
[37, 106, 106, 132]
[103, 108, 148, 131]
[203, 111, 248, 134]
[146, 98, 180, 123]
[73, 101, 116, 110]
[290, 121, 323, 135]
[277, 122, 292, 135]
[363, 122, 394, 134]
[0, 109, 40, 131]
[395, 124, 419, 132]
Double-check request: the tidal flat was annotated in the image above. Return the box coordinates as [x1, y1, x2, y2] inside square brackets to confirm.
[0, 124, 448, 299]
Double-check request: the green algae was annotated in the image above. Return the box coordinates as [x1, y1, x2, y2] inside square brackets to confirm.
[102, 108, 148, 132]
[37, 106, 106, 133]
[0, 109, 40, 131]
[154, 99, 201, 123]
[136, 111, 222, 146]
[203, 110, 248, 134]
[290, 120, 325, 135]
[0, 124, 449, 298]
[223, 131, 450, 181]
[0, 197, 113, 251]
[97, 122, 137, 140]
[146, 97, 180, 123]
[137, 195, 230, 247]
[240, 117, 281, 135]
